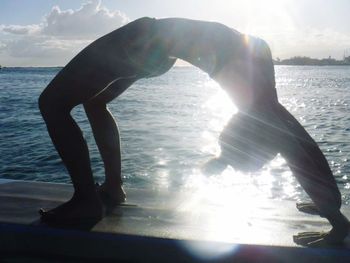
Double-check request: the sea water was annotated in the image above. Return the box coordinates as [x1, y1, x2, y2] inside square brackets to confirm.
[1, 66, 350, 204]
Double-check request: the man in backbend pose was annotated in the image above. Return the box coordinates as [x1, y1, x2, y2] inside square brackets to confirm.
[38, 17, 348, 246]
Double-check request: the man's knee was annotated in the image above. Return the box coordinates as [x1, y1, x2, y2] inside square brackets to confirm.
[38, 89, 71, 122]
[38, 91, 50, 116]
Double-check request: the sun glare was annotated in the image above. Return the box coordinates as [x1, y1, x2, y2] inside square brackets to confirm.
[181, 167, 275, 246]
[203, 79, 237, 122]
[222, 0, 293, 38]
[199, 79, 237, 156]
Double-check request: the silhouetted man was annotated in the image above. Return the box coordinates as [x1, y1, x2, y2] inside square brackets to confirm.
[39, 17, 348, 246]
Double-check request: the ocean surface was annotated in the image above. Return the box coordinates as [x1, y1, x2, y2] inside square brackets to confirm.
[1, 66, 350, 205]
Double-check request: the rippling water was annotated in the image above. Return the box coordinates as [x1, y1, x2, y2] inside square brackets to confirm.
[1, 66, 350, 204]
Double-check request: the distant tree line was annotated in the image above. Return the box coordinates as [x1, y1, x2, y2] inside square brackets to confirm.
[273, 56, 350, 66]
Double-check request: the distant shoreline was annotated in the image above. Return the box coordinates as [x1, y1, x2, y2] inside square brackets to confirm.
[274, 62, 350, 66]
[1, 63, 350, 69]
[273, 56, 350, 66]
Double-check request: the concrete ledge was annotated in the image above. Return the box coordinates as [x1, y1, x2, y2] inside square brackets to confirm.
[2, 222, 350, 262]
[1, 180, 350, 262]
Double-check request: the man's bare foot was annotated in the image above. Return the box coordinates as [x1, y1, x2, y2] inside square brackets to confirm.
[96, 183, 126, 211]
[39, 194, 104, 224]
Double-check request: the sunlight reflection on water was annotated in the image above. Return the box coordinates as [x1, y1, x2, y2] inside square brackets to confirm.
[182, 77, 300, 208]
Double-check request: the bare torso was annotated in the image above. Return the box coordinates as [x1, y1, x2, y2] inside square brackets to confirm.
[152, 17, 277, 109]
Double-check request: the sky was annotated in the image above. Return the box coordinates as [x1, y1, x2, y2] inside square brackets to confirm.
[0, 0, 350, 66]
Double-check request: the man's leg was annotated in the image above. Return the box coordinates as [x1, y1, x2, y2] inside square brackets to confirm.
[84, 77, 138, 207]
[272, 103, 348, 245]
[85, 102, 124, 199]
[38, 82, 103, 220]
[38, 56, 125, 220]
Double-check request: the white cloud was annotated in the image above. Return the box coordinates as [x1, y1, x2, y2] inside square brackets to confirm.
[42, 0, 129, 39]
[2, 24, 41, 35]
[0, 0, 129, 66]
[5, 36, 90, 58]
